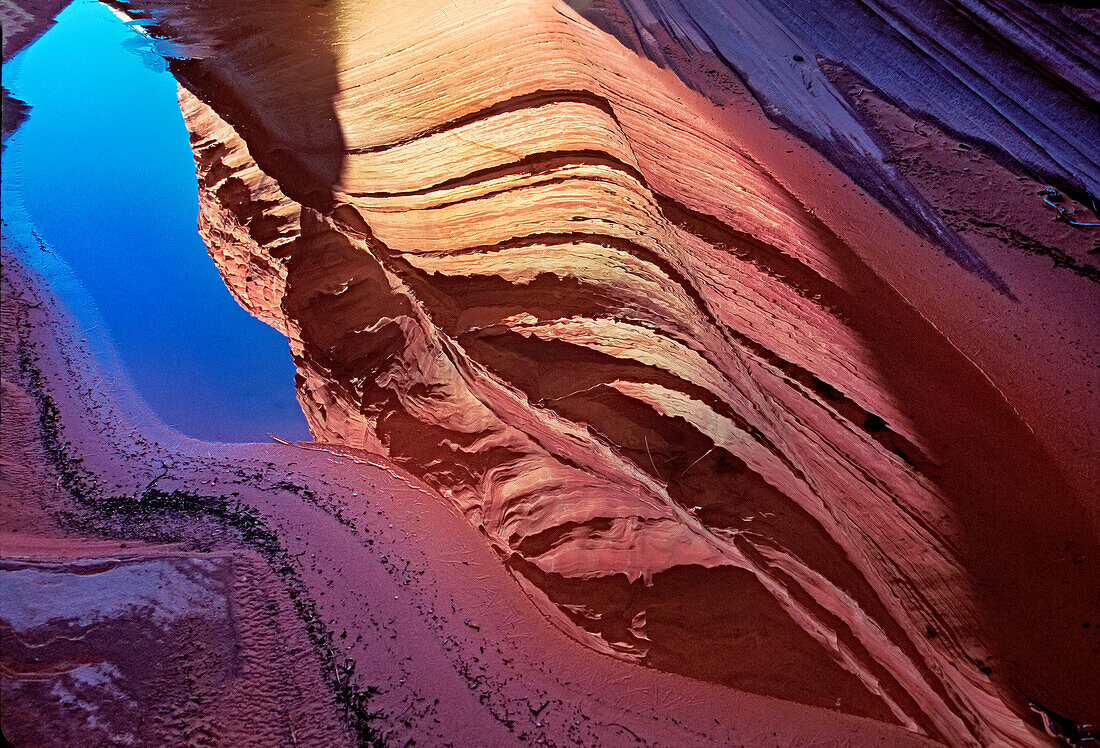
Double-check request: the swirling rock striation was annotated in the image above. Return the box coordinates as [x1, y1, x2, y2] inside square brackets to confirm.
[114, 0, 1098, 744]
[572, 0, 1100, 284]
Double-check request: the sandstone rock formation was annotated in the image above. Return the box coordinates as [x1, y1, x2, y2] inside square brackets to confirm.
[571, 0, 1100, 281]
[108, 0, 1098, 744]
[1, 0, 70, 59]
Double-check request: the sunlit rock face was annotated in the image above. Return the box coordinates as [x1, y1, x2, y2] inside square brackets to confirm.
[116, 0, 1096, 743]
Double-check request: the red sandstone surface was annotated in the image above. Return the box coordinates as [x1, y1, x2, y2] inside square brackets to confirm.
[2, 248, 942, 746]
[2, 0, 1098, 746]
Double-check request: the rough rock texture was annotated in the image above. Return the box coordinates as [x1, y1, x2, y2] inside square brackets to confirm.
[110, 0, 1098, 745]
[1, 87, 29, 144]
[1, 549, 349, 746]
[571, 0, 1100, 282]
[1, 0, 70, 60]
[3, 240, 943, 748]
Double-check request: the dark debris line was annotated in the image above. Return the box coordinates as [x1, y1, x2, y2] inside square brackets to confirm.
[14, 306, 385, 748]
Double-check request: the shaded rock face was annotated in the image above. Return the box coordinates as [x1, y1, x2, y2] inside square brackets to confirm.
[1, 87, 30, 144]
[2, 0, 73, 145]
[1, 0, 71, 61]
[570, 0, 1100, 283]
[116, 0, 1095, 744]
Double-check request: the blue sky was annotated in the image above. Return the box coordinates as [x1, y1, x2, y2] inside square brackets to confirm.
[2, 0, 309, 442]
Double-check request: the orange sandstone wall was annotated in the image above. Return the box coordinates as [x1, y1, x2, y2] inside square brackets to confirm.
[112, 0, 1099, 743]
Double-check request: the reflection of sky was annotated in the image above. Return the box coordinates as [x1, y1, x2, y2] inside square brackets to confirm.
[2, 0, 309, 443]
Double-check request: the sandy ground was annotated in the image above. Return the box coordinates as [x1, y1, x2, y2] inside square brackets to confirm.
[0, 240, 942, 746]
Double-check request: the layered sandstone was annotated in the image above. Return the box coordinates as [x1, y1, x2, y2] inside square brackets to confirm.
[571, 0, 1100, 280]
[108, 0, 1098, 744]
